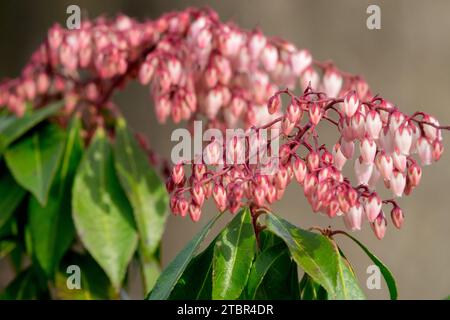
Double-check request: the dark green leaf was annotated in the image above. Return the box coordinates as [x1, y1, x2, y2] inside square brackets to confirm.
[263, 213, 339, 298]
[247, 242, 298, 299]
[0, 268, 48, 300]
[54, 252, 115, 300]
[169, 240, 215, 300]
[72, 128, 138, 291]
[299, 273, 327, 300]
[146, 213, 221, 300]
[0, 169, 26, 229]
[5, 124, 66, 205]
[336, 231, 397, 300]
[113, 118, 168, 291]
[0, 101, 63, 154]
[29, 117, 83, 278]
[212, 208, 256, 300]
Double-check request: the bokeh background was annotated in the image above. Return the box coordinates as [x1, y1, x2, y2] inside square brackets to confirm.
[1, 0, 449, 299]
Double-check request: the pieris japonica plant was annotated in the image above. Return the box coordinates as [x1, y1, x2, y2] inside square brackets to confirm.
[0, 7, 447, 300]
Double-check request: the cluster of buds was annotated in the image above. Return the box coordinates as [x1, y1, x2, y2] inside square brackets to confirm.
[168, 85, 447, 239]
[0, 7, 368, 131]
[0, 8, 447, 239]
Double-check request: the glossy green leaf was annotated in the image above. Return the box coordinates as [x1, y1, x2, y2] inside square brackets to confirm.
[113, 118, 168, 291]
[246, 242, 298, 299]
[54, 252, 115, 300]
[0, 101, 63, 154]
[72, 128, 138, 291]
[29, 117, 83, 278]
[334, 254, 366, 300]
[263, 213, 339, 298]
[0, 169, 26, 229]
[147, 213, 221, 300]
[212, 208, 256, 300]
[336, 231, 397, 300]
[5, 124, 65, 205]
[169, 240, 215, 300]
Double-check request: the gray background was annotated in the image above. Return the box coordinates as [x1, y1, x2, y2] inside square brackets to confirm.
[1, 0, 449, 299]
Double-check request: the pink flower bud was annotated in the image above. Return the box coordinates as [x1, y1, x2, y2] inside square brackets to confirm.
[213, 185, 227, 212]
[354, 156, 373, 185]
[267, 94, 281, 114]
[177, 198, 189, 217]
[365, 110, 382, 139]
[172, 163, 185, 184]
[391, 206, 404, 229]
[191, 184, 205, 206]
[261, 44, 278, 71]
[394, 126, 412, 155]
[344, 204, 363, 231]
[293, 158, 307, 184]
[341, 140, 354, 159]
[417, 137, 433, 165]
[390, 170, 406, 197]
[309, 104, 322, 125]
[204, 140, 222, 165]
[376, 152, 393, 181]
[290, 50, 312, 75]
[371, 213, 387, 240]
[300, 67, 319, 91]
[287, 101, 301, 123]
[281, 116, 295, 135]
[332, 143, 347, 170]
[193, 164, 206, 180]
[275, 167, 289, 190]
[360, 138, 376, 164]
[323, 69, 342, 98]
[351, 113, 366, 140]
[266, 184, 277, 204]
[204, 88, 223, 119]
[230, 96, 246, 117]
[432, 140, 444, 162]
[304, 173, 318, 196]
[307, 152, 320, 171]
[407, 163, 422, 188]
[37, 73, 50, 94]
[253, 186, 266, 207]
[423, 115, 440, 141]
[343, 91, 359, 118]
[189, 204, 202, 222]
[139, 60, 156, 85]
[392, 148, 407, 172]
[364, 194, 382, 222]
[389, 111, 405, 134]
[249, 32, 267, 58]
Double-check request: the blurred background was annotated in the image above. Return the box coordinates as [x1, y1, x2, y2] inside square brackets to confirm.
[1, 0, 449, 299]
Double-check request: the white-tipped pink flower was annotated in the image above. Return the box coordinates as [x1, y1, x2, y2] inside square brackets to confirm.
[371, 213, 387, 240]
[417, 137, 433, 165]
[323, 69, 342, 98]
[213, 185, 227, 212]
[332, 143, 347, 170]
[344, 204, 363, 231]
[360, 138, 376, 164]
[390, 170, 406, 197]
[376, 152, 393, 181]
[343, 91, 360, 118]
[172, 163, 185, 184]
[364, 194, 382, 222]
[365, 110, 382, 139]
[354, 156, 373, 185]
[394, 125, 412, 155]
[293, 158, 307, 184]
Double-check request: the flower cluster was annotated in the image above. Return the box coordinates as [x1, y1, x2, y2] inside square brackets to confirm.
[0, 7, 447, 239]
[168, 85, 447, 239]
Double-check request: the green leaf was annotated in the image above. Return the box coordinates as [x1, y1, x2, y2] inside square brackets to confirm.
[263, 213, 339, 298]
[146, 213, 221, 300]
[212, 208, 256, 300]
[299, 273, 328, 300]
[5, 124, 66, 205]
[336, 231, 397, 300]
[29, 117, 83, 278]
[0, 268, 48, 300]
[0, 169, 26, 229]
[0, 240, 16, 258]
[334, 253, 366, 300]
[169, 240, 215, 300]
[72, 128, 138, 291]
[0, 101, 63, 154]
[113, 118, 168, 292]
[54, 252, 115, 300]
[246, 242, 298, 299]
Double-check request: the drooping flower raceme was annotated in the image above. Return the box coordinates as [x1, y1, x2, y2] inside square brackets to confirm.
[0, 8, 447, 239]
